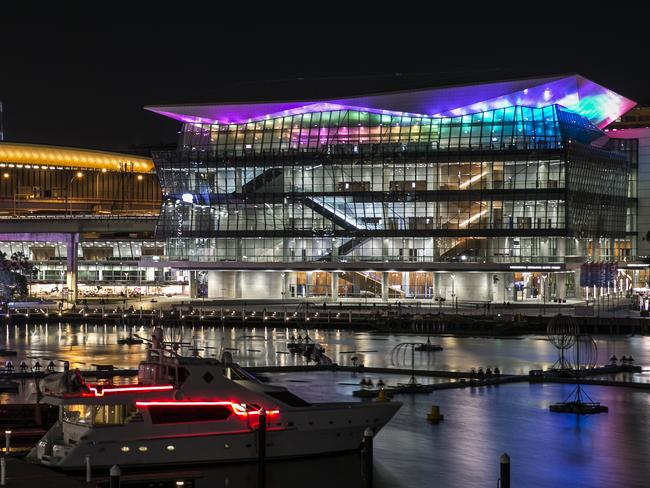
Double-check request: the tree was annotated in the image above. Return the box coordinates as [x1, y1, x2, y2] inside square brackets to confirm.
[0, 251, 38, 300]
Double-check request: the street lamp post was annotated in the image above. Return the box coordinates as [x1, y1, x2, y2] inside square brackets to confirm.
[66, 171, 84, 218]
[123, 272, 129, 299]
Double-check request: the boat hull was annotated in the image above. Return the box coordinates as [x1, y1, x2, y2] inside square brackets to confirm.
[30, 402, 401, 469]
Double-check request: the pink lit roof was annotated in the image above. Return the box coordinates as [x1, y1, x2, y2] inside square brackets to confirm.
[145, 74, 635, 129]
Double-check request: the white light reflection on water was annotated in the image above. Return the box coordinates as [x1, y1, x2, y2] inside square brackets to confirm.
[3, 324, 650, 375]
[2, 324, 650, 486]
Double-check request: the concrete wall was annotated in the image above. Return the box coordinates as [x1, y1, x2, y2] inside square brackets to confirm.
[207, 271, 282, 299]
[434, 272, 491, 301]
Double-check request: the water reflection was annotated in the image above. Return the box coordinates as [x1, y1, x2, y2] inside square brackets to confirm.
[3, 323, 650, 486]
[3, 323, 650, 376]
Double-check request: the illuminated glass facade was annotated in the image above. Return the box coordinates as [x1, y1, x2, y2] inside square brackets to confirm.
[153, 105, 630, 264]
[145, 75, 638, 301]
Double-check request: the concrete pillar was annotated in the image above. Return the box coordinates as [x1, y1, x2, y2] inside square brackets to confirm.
[66, 233, 79, 303]
[556, 273, 567, 300]
[401, 271, 409, 296]
[235, 271, 243, 298]
[281, 272, 288, 301]
[381, 238, 390, 260]
[331, 238, 339, 263]
[331, 272, 339, 301]
[282, 238, 291, 262]
[381, 272, 389, 302]
[145, 267, 155, 282]
[189, 270, 198, 298]
[539, 239, 549, 261]
[556, 238, 566, 261]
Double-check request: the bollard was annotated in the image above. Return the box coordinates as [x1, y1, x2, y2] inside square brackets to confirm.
[426, 405, 444, 423]
[257, 408, 266, 488]
[499, 453, 510, 488]
[362, 427, 373, 488]
[110, 464, 121, 488]
[4, 431, 10, 456]
[85, 455, 91, 483]
[1, 457, 5, 487]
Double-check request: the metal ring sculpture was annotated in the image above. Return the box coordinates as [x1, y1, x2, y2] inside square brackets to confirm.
[390, 342, 430, 368]
[570, 335, 599, 371]
[547, 314, 579, 370]
[547, 314, 579, 349]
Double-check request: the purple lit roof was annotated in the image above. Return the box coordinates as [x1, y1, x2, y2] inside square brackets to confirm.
[145, 74, 635, 129]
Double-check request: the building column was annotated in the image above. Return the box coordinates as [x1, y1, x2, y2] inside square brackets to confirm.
[331, 272, 339, 301]
[556, 273, 567, 300]
[145, 267, 155, 282]
[382, 238, 390, 261]
[556, 238, 566, 262]
[189, 270, 198, 298]
[331, 238, 339, 262]
[235, 271, 243, 298]
[381, 272, 389, 302]
[66, 233, 79, 303]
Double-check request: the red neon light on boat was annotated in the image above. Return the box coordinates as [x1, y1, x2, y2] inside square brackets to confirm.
[135, 401, 279, 416]
[88, 385, 174, 397]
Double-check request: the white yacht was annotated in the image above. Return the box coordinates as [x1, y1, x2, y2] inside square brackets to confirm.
[28, 329, 401, 469]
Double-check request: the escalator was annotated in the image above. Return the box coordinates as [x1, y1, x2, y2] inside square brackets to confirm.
[241, 167, 283, 193]
[437, 238, 487, 261]
[318, 236, 369, 262]
[301, 197, 359, 231]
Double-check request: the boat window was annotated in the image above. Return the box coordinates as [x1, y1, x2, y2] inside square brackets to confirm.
[264, 391, 311, 407]
[146, 405, 232, 424]
[62, 405, 136, 426]
[94, 405, 137, 425]
[62, 405, 94, 425]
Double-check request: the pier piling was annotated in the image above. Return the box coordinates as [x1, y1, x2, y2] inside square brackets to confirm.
[85, 455, 91, 483]
[362, 427, 374, 487]
[3, 432, 10, 456]
[109, 465, 121, 488]
[258, 408, 267, 488]
[499, 453, 510, 488]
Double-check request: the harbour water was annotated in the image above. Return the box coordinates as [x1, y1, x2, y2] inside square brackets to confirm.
[2, 323, 650, 487]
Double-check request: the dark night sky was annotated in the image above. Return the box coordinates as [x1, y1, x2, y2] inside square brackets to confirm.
[2, 6, 649, 154]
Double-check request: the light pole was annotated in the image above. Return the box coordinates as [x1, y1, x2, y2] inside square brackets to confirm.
[123, 272, 129, 299]
[66, 171, 84, 217]
[450, 273, 457, 314]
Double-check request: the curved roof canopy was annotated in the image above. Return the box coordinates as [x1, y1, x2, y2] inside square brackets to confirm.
[0, 142, 154, 172]
[145, 74, 635, 130]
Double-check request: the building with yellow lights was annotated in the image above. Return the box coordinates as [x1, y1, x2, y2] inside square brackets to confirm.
[0, 142, 190, 301]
